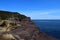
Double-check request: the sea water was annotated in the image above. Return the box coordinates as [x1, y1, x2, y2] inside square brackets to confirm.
[33, 20, 60, 39]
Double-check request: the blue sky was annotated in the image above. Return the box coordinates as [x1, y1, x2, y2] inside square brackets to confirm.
[0, 0, 60, 19]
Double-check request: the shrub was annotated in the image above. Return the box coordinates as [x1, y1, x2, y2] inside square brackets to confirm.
[1, 21, 7, 27]
[10, 23, 17, 27]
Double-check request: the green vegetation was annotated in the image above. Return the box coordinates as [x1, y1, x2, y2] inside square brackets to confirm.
[1, 21, 7, 27]
[0, 11, 27, 20]
[10, 23, 17, 27]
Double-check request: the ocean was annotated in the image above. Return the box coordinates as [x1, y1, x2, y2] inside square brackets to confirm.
[33, 20, 60, 39]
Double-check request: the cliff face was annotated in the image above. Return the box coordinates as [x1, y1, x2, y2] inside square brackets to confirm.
[0, 11, 58, 40]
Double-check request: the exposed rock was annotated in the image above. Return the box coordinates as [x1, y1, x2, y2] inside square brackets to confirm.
[0, 11, 58, 40]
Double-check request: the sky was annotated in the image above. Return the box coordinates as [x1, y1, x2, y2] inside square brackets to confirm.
[0, 0, 60, 19]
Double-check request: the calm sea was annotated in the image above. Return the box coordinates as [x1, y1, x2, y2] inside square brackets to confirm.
[33, 20, 60, 39]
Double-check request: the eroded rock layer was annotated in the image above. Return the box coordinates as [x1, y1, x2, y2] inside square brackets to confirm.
[0, 11, 58, 40]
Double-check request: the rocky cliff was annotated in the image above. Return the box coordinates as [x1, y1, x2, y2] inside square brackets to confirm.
[0, 11, 58, 40]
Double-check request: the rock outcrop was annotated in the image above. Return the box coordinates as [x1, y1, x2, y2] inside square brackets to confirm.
[0, 11, 58, 40]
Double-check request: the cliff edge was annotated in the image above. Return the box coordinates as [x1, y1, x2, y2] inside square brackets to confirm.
[0, 11, 58, 40]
